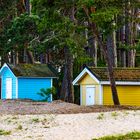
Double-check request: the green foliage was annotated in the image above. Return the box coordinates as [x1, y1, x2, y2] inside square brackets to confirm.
[0, 129, 11, 135]
[78, 0, 139, 37]
[7, 13, 39, 49]
[31, 0, 89, 65]
[16, 125, 23, 130]
[97, 113, 104, 120]
[37, 87, 56, 101]
[0, 12, 39, 59]
[111, 111, 119, 117]
[91, 7, 119, 34]
[93, 131, 140, 140]
[97, 59, 106, 67]
[32, 118, 40, 123]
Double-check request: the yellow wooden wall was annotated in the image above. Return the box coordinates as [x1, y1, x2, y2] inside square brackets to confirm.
[103, 85, 140, 106]
[79, 74, 100, 105]
[78, 73, 140, 106]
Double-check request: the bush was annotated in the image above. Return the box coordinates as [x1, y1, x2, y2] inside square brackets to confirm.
[37, 87, 56, 101]
[92, 131, 140, 140]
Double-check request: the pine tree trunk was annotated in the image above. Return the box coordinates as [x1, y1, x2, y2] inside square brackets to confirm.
[60, 47, 74, 103]
[94, 38, 98, 67]
[60, 64, 68, 101]
[92, 23, 120, 105]
[120, 25, 126, 67]
[24, 0, 30, 14]
[122, 50, 126, 67]
[23, 48, 27, 63]
[106, 31, 117, 67]
[112, 30, 117, 67]
[104, 45, 120, 105]
[107, 35, 115, 67]
[125, 1, 134, 67]
[26, 50, 35, 64]
[16, 51, 19, 65]
[83, 6, 120, 105]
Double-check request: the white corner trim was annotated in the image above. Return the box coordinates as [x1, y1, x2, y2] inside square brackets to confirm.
[51, 78, 53, 88]
[86, 85, 96, 88]
[0, 78, 3, 99]
[16, 78, 18, 98]
[50, 78, 53, 101]
[99, 85, 103, 105]
[101, 81, 140, 85]
[80, 85, 82, 105]
[72, 67, 100, 85]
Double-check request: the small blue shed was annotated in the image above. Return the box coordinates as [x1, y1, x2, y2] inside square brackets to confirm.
[0, 63, 57, 101]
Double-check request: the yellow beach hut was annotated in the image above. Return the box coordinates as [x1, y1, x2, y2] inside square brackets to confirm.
[73, 66, 140, 106]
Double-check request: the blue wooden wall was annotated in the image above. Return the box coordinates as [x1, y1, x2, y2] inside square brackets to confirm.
[18, 78, 52, 101]
[0, 64, 53, 101]
[1, 67, 17, 99]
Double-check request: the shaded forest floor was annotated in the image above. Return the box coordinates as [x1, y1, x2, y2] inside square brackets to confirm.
[0, 100, 140, 115]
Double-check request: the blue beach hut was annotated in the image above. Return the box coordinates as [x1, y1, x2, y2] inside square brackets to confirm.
[0, 63, 57, 101]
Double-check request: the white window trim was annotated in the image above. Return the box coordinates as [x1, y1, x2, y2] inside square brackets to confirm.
[50, 78, 53, 101]
[16, 78, 18, 98]
[86, 85, 96, 88]
[80, 85, 82, 105]
[99, 85, 103, 105]
[101, 81, 140, 85]
[0, 78, 2, 99]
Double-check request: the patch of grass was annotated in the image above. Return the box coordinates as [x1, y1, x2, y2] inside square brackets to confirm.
[12, 116, 18, 120]
[41, 118, 48, 125]
[122, 111, 129, 116]
[32, 118, 40, 123]
[7, 120, 12, 123]
[44, 126, 50, 128]
[14, 121, 18, 124]
[26, 136, 32, 138]
[97, 113, 104, 120]
[16, 125, 23, 130]
[92, 131, 140, 140]
[25, 128, 28, 131]
[0, 129, 11, 135]
[111, 112, 119, 118]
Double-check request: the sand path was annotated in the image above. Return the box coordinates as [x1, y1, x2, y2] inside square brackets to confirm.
[1, 110, 140, 140]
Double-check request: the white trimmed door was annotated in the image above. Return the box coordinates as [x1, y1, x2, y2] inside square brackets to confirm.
[6, 78, 12, 99]
[86, 86, 95, 105]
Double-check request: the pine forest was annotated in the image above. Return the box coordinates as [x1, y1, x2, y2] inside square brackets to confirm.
[0, 0, 140, 105]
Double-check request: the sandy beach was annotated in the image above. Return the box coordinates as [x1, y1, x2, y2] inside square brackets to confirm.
[0, 110, 140, 140]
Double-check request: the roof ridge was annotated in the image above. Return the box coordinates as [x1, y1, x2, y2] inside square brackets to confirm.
[88, 67, 140, 70]
[5, 63, 57, 78]
[87, 66, 140, 82]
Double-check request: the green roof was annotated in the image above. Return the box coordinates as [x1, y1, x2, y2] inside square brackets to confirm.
[88, 67, 140, 81]
[8, 64, 57, 78]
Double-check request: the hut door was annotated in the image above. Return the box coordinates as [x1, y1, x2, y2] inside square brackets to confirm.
[86, 86, 95, 105]
[6, 78, 12, 99]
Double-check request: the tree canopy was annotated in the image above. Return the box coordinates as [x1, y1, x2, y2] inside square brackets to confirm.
[0, 0, 140, 104]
